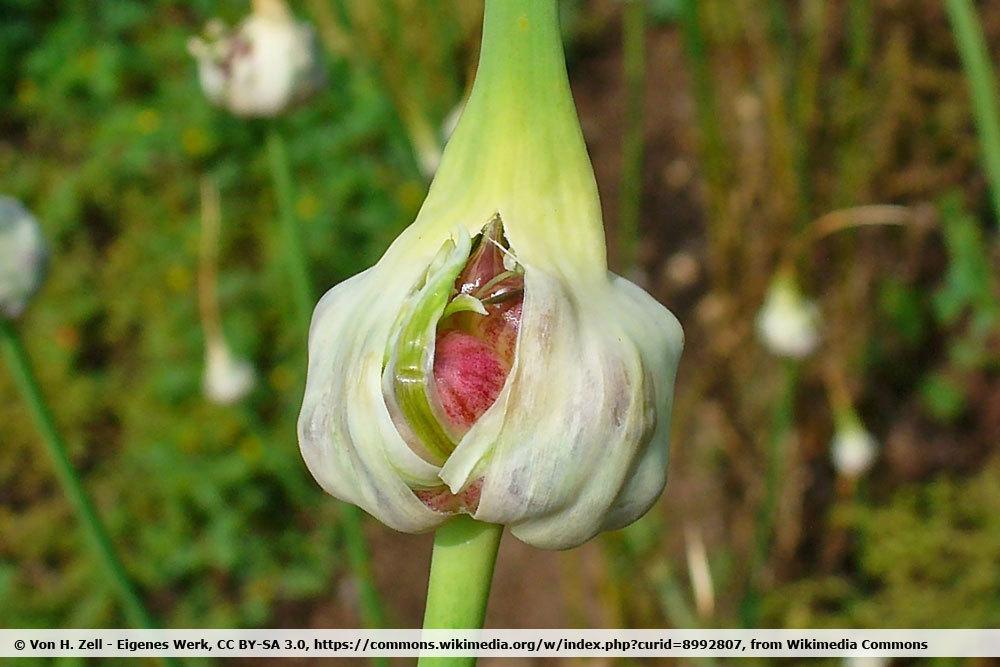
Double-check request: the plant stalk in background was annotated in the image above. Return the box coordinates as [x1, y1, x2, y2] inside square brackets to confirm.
[265, 128, 388, 636]
[741, 360, 798, 626]
[199, 177, 257, 406]
[619, 0, 646, 275]
[677, 0, 733, 283]
[1, 199, 174, 661]
[945, 0, 1000, 226]
[0, 321, 175, 665]
[267, 129, 316, 329]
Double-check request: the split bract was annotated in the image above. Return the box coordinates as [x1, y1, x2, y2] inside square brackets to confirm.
[297, 0, 683, 549]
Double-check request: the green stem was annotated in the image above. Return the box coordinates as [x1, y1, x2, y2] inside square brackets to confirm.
[0, 320, 176, 665]
[945, 0, 1000, 226]
[652, 560, 697, 629]
[619, 0, 646, 275]
[422, 0, 607, 274]
[678, 0, 725, 193]
[418, 516, 503, 667]
[265, 127, 387, 643]
[340, 505, 387, 632]
[266, 127, 315, 327]
[792, 0, 825, 222]
[678, 0, 733, 285]
[846, 0, 872, 74]
[741, 360, 799, 626]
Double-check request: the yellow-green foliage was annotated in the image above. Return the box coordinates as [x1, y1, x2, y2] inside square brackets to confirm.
[764, 461, 1000, 628]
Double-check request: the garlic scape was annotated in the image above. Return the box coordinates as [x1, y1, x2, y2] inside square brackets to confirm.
[298, 0, 683, 549]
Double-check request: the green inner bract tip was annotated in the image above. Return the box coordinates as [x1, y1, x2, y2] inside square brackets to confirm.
[383, 217, 524, 483]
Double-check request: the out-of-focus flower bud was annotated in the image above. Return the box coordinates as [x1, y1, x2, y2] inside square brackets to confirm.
[755, 273, 820, 359]
[298, 1, 683, 550]
[0, 196, 48, 320]
[203, 337, 256, 405]
[187, 0, 325, 118]
[830, 411, 877, 478]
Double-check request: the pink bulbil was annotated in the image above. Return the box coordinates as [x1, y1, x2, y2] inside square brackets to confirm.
[433, 330, 509, 431]
[415, 222, 523, 513]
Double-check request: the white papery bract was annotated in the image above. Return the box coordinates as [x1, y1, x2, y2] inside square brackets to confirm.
[299, 223, 682, 549]
[188, 0, 324, 118]
[297, 0, 683, 549]
[203, 337, 256, 405]
[0, 196, 48, 320]
[756, 274, 820, 359]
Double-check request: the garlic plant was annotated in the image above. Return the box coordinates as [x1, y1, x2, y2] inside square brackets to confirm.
[187, 0, 324, 118]
[0, 196, 48, 320]
[297, 0, 684, 556]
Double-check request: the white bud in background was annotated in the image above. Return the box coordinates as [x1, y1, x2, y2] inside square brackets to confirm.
[0, 196, 48, 320]
[831, 414, 878, 479]
[188, 0, 325, 118]
[755, 274, 820, 359]
[203, 337, 256, 405]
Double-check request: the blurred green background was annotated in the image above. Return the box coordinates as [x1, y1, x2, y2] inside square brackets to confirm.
[1, 0, 999, 661]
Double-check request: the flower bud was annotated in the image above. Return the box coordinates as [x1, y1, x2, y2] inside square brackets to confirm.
[188, 0, 324, 118]
[0, 196, 48, 320]
[830, 412, 877, 478]
[203, 337, 256, 405]
[755, 274, 820, 359]
[297, 0, 683, 549]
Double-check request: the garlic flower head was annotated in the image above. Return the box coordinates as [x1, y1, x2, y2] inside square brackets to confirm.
[755, 273, 820, 359]
[0, 196, 48, 320]
[187, 0, 325, 118]
[297, 0, 683, 550]
[830, 412, 878, 479]
[203, 337, 256, 405]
